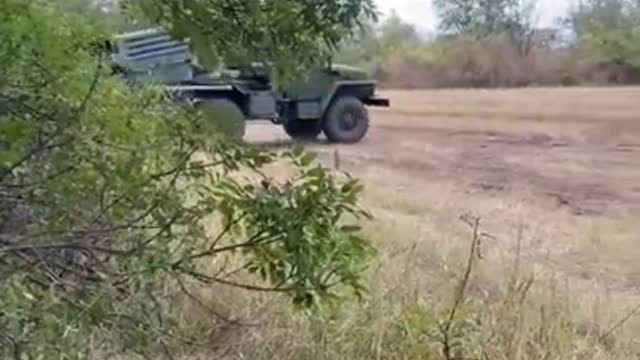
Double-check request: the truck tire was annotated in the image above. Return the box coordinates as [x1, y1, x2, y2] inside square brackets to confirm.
[283, 119, 322, 141]
[322, 96, 369, 143]
[198, 99, 246, 141]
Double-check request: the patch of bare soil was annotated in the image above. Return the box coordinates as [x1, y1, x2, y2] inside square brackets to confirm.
[355, 119, 640, 217]
[247, 90, 640, 337]
[246, 88, 640, 317]
[248, 111, 640, 218]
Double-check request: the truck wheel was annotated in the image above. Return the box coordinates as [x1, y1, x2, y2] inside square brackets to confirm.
[323, 96, 369, 143]
[198, 99, 246, 141]
[283, 119, 322, 140]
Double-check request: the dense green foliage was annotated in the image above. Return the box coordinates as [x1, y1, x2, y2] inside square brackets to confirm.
[337, 0, 640, 88]
[574, 0, 640, 66]
[0, 0, 375, 358]
[433, 0, 535, 38]
[125, 0, 377, 84]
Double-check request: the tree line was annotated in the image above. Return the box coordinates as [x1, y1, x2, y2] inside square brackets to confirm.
[337, 0, 640, 87]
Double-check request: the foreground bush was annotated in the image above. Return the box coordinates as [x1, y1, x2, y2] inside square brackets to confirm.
[0, 1, 375, 358]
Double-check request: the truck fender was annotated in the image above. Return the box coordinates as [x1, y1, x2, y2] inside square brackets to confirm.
[320, 81, 377, 114]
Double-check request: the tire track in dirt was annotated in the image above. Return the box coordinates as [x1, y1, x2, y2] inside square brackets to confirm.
[320, 121, 640, 217]
[247, 111, 640, 217]
[247, 111, 640, 301]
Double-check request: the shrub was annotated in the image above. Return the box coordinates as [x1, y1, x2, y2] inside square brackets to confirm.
[0, 1, 375, 358]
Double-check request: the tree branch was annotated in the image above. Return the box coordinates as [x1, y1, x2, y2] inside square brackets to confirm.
[0, 242, 128, 256]
[178, 267, 295, 293]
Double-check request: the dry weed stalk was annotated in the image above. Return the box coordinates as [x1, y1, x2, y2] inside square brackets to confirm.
[435, 214, 484, 360]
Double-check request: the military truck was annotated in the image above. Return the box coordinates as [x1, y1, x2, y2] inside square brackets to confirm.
[109, 28, 389, 143]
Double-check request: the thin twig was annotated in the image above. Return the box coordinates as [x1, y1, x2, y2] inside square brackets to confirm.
[75, 51, 104, 118]
[175, 276, 254, 326]
[207, 212, 248, 252]
[598, 303, 640, 344]
[0, 242, 128, 256]
[189, 235, 281, 264]
[0, 330, 21, 360]
[178, 268, 292, 293]
[438, 215, 482, 360]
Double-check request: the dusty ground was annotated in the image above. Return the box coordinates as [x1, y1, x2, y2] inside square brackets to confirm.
[246, 88, 640, 304]
[247, 87, 640, 218]
[213, 87, 640, 358]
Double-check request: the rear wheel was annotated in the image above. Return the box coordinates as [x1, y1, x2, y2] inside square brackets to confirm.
[198, 99, 246, 141]
[322, 96, 369, 143]
[283, 119, 322, 141]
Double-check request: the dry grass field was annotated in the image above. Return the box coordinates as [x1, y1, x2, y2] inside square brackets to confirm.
[179, 88, 640, 359]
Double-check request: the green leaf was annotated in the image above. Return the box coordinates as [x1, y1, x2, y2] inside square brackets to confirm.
[300, 151, 316, 167]
[0, 148, 21, 167]
[340, 225, 362, 233]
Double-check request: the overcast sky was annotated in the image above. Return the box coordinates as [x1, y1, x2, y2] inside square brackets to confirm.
[375, 0, 573, 34]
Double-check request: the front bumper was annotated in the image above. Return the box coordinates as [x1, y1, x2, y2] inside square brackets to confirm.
[363, 96, 390, 107]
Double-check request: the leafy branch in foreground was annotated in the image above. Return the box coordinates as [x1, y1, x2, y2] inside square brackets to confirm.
[0, 1, 375, 358]
[124, 0, 378, 84]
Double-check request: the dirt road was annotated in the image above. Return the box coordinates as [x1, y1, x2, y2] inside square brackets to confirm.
[247, 88, 640, 218]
